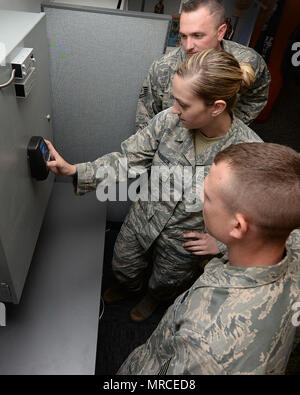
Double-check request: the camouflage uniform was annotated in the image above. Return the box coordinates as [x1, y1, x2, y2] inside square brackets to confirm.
[136, 40, 271, 131]
[75, 108, 262, 301]
[118, 230, 300, 375]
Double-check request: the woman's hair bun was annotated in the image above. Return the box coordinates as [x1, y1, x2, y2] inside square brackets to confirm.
[239, 62, 255, 93]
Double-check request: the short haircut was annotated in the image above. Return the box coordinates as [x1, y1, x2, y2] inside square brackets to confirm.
[214, 143, 300, 240]
[181, 0, 226, 26]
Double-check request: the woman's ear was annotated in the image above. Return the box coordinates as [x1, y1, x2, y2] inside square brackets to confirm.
[211, 100, 227, 117]
[229, 213, 248, 240]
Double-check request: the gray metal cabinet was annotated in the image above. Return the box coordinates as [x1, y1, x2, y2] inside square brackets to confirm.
[0, 10, 53, 303]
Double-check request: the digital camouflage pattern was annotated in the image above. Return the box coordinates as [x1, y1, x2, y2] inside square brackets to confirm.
[136, 40, 271, 131]
[118, 230, 300, 375]
[75, 108, 262, 299]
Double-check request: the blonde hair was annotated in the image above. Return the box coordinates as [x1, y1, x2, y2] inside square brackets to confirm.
[176, 49, 255, 113]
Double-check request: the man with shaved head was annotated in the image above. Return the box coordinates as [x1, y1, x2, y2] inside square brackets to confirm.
[136, 0, 271, 130]
[118, 142, 300, 375]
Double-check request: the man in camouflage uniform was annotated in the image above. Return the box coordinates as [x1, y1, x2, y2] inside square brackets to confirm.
[118, 143, 300, 375]
[136, 0, 271, 131]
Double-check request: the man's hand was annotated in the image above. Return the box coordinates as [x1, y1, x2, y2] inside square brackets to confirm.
[183, 232, 220, 256]
[45, 139, 77, 178]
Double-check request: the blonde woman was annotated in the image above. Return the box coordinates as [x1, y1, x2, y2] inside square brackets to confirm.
[46, 49, 263, 322]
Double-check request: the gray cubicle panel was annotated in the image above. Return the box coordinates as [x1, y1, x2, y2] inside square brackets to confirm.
[0, 11, 54, 303]
[42, 2, 171, 221]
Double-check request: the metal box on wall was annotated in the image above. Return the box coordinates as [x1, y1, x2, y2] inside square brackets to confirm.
[0, 10, 54, 303]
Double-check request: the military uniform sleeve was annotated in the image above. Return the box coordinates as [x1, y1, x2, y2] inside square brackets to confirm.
[135, 60, 165, 132]
[75, 111, 168, 195]
[234, 54, 271, 125]
[165, 329, 227, 375]
[167, 326, 273, 375]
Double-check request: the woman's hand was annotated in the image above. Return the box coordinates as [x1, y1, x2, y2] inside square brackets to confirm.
[183, 231, 220, 255]
[45, 139, 77, 178]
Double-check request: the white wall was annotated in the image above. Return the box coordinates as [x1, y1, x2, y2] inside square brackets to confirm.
[0, 0, 43, 12]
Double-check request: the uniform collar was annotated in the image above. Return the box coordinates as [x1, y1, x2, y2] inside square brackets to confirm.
[220, 39, 232, 52]
[194, 248, 290, 289]
[174, 115, 239, 166]
[175, 114, 237, 142]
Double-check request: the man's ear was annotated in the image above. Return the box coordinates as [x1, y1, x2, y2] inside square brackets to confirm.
[211, 100, 227, 117]
[229, 213, 248, 239]
[218, 23, 227, 41]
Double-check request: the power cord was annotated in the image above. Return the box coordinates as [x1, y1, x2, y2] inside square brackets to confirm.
[0, 68, 15, 89]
